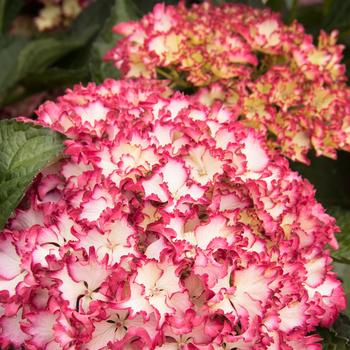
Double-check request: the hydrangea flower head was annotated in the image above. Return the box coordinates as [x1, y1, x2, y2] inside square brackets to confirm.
[34, 0, 89, 31]
[106, 2, 350, 163]
[0, 79, 345, 349]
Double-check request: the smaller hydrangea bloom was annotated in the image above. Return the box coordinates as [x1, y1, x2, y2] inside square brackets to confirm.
[34, 0, 89, 31]
[0, 79, 345, 349]
[106, 2, 350, 163]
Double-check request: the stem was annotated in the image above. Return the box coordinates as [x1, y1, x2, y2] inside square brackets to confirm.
[288, 0, 298, 23]
[332, 256, 350, 265]
[156, 67, 191, 90]
[156, 67, 174, 81]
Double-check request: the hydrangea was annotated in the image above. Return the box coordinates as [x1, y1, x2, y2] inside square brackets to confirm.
[34, 0, 88, 31]
[106, 2, 350, 163]
[0, 79, 345, 349]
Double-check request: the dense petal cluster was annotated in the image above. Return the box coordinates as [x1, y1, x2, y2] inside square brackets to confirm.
[106, 2, 350, 163]
[34, 0, 88, 31]
[0, 79, 345, 349]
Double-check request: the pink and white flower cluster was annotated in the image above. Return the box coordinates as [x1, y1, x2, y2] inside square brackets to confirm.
[106, 2, 350, 163]
[0, 79, 345, 349]
[34, 0, 89, 31]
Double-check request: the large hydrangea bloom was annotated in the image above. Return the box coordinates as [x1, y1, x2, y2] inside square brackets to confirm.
[0, 79, 345, 349]
[106, 2, 350, 163]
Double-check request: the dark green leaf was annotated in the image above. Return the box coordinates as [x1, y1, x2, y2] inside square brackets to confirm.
[319, 314, 350, 349]
[334, 314, 350, 340]
[89, 0, 139, 83]
[264, 0, 289, 21]
[0, 0, 115, 103]
[323, 0, 350, 31]
[0, 30, 93, 105]
[0, 35, 29, 97]
[322, 0, 334, 17]
[333, 263, 350, 317]
[329, 208, 350, 264]
[290, 152, 350, 209]
[16, 32, 93, 79]
[0, 119, 65, 230]
[331, 210, 350, 317]
[0, 0, 5, 33]
[0, 66, 90, 107]
[215, 0, 265, 7]
[22, 67, 90, 91]
[295, 3, 324, 35]
[0, 0, 23, 33]
[89, 41, 121, 84]
[70, 0, 115, 38]
[137, 0, 178, 14]
[113, 0, 140, 22]
[265, 0, 284, 11]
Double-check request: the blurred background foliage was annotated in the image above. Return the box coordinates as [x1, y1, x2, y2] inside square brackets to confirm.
[0, 0, 350, 347]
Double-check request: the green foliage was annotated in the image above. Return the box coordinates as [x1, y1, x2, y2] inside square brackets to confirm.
[216, 0, 267, 8]
[331, 207, 350, 320]
[69, 0, 116, 37]
[0, 35, 29, 97]
[22, 67, 89, 92]
[89, 0, 139, 83]
[137, 0, 178, 14]
[0, 32, 93, 106]
[16, 33, 92, 78]
[0, 0, 157, 108]
[0, 119, 65, 230]
[0, 0, 23, 33]
[323, 0, 350, 32]
[0, 0, 117, 108]
[318, 314, 350, 349]
[291, 152, 350, 210]
[330, 208, 350, 264]
[334, 262, 350, 318]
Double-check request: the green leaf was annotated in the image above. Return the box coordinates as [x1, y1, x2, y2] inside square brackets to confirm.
[264, 0, 289, 22]
[334, 263, 350, 317]
[0, 0, 23, 33]
[294, 3, 324, 36]
[290, 152, 350, 210]
[0, 66, 90, 108]
[15, 32, 93, 79]
[0, 31, 93, 105]
[0, 35, 29, 97]
[0, 120, 65, 230]
[89, 0, 139, 83]
[329, 208, 350, 264]
[215, 0, 266, 7]
[136, 0, 178, 14]
[23, 67, 90, 91]
[323, 0, 350, 31]
[70, 0, 115, 38]
[323, 0, 334, 17]
[112, 0, 140, 22]
[265, 0, 285, 11]
[319, 314, 350, 349]
[0, 0, 114, 102]
[330, 209, 350, 317]
[0, 0, 5, 33]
